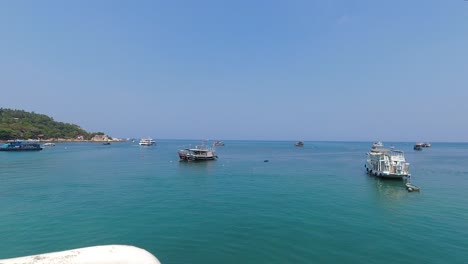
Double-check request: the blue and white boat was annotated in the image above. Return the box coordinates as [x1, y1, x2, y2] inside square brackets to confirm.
[0, 140, 43, 151]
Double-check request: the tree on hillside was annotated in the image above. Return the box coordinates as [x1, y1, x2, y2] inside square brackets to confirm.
[0, 108, 97, 140]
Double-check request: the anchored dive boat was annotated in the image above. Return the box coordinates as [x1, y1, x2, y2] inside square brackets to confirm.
[365, 143, 410, 179]
[0, 140, 43, 151]
[178, 143, 217, 161]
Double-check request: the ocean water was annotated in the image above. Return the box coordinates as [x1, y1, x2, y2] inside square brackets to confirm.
[0, 141, 467, 264]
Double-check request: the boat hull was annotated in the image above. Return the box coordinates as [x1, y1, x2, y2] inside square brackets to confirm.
[0, 148, 43, 151]
[365, 166, 409, 179]
[1, 141, 43, 151]
[178, 151, 217, 161]
[178, 154, 217, 161]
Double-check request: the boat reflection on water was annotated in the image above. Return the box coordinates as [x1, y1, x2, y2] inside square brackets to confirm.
[369, 177, 412, 203]
[177, 157, 218, 173]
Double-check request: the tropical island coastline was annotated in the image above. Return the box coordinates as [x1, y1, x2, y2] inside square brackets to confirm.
[0, 108, 122, 143]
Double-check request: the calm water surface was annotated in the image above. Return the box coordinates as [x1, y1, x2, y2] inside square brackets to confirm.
[0, 141, 467, 263]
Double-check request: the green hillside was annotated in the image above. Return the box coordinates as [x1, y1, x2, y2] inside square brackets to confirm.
[0, 108, 99, 140]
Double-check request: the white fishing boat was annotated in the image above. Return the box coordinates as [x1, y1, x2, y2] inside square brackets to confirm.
[139, 138, 156, 146]
[178, 143, 217, 161]
[371, 141, 383, 149]
[365, 144, 410, 178]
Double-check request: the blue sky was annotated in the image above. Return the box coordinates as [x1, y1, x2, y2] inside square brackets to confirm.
[0, 0, 467, 141]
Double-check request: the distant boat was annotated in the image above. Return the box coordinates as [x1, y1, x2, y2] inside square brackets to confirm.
[0, 140, 43, 151]
[414, 143, 423, 151]
[422, 142, 431, 148]
[371, 141, 384, 149]
[178, 143, 217, 161]
[213, 141, 225, 146]
[103, 141, 111, 145]
[43, 142, 55, 147]
[139, 138, 156, 146]
[295, 141, 304, 147]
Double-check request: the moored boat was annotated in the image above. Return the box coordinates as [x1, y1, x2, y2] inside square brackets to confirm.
[371, 141, 384, 150]
[178, 143, 217, 161]
[295, 141, 304, 147]
[0, 140, 43, 151]
[214, 141, 225, 146]
[43, 142, 55, 146]
[365, 143, 410, 178]
[405, 182, 421, 192]
[414, 143, 423, 151]
[139, 138, 156, 146]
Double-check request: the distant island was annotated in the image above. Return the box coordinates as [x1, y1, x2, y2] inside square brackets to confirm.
[0, 108, 120, 142]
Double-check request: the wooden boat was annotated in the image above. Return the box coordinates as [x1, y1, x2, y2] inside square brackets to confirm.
[178, 143, 217, 161]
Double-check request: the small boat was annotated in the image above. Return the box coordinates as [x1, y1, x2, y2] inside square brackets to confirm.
[365, 143, 411, 178]
[422, 142, 431, 148]
[371, 141, 384, 150]
[0, 140, 43, 151]
[295, 141, 304, 147]
[178, 143, 217, 161]
[405, 182, 420, 192]
[414, 143, 423, 151]
[43, 142, 55, 147]
[213, 141, 225, 146]
[103, 141, 111, 145]
[139, 138, 156, 146]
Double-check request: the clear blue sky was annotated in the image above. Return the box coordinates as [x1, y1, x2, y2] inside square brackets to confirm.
[1, 0, 467, 141]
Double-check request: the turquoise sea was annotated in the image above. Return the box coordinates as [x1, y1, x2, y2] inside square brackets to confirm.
[1, 141, 467, 264]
